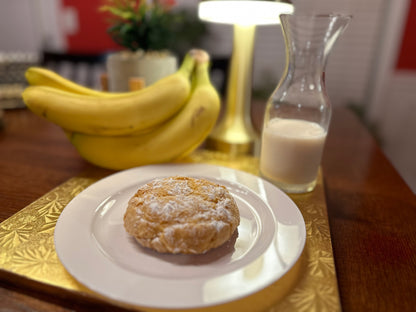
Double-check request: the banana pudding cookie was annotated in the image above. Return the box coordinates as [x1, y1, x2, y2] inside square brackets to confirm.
[124, 176, 240, 254]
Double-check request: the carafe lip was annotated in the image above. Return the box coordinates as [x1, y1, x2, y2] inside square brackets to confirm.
[279, 13, 353, 20]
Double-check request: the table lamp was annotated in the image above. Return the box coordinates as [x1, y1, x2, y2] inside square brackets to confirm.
[198, 0, 294, 155]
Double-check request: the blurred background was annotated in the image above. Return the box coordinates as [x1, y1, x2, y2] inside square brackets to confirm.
[0, 0, 415, 193]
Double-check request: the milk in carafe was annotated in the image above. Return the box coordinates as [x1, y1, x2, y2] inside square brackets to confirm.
[260, 118, 326, 193]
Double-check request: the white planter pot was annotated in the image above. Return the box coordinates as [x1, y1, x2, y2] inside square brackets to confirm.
[106, 50, 177, 92]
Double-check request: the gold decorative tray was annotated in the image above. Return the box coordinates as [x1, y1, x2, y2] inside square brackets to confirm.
[0, 150, 340, 311]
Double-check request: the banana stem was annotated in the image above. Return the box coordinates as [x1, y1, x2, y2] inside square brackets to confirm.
[194, 61, 211, 87]
[190, 49, 210, 65]
[178, 52, 197, 78]
[187, 49, 211, 89]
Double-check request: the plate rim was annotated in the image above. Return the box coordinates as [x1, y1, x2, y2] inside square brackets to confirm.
[54, 163, 306, 309]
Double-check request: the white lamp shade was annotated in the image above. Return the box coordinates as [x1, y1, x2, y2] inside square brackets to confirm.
[198, 0, 294, 26]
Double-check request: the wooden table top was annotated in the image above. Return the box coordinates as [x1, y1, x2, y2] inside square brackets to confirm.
[0, 106, 415, 311]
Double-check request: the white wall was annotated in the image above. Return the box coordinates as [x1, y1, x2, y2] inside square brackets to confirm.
[251, 0, 387, 107]
[0, 0, 42, 52]
[0, 0, 69, 53]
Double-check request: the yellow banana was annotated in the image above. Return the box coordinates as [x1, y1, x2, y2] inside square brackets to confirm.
[68, 51, 220, 170]
[25, 67, 120, 97]
[22, 53, 195, 135]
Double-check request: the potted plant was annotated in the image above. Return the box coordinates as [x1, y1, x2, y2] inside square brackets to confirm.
[100, 0, 206, 91]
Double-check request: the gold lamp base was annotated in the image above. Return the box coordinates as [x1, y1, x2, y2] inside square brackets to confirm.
[205, 135, 258, 156]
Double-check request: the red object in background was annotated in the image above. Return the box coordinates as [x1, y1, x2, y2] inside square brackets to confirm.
[62, 0, 120, 54]
[396, 0, 416, 70]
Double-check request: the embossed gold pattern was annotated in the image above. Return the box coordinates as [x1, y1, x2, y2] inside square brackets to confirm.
[0, 150, 340, 311]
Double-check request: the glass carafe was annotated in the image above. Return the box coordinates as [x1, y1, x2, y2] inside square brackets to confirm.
[260, 14, 351, 193]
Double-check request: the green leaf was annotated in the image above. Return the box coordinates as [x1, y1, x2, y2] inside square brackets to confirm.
[100, 6, 136, 20]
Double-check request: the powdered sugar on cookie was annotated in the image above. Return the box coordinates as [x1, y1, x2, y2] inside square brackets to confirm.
[123, 176, 240, 254]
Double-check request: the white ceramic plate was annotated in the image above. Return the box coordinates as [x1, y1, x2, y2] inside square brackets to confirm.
[54, 164, 306, 309]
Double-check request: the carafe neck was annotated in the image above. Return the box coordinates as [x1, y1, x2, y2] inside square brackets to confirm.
[280, 14, 352, 85]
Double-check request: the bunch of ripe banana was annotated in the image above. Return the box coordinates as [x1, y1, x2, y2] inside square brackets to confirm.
[22, 49, 221, 170]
